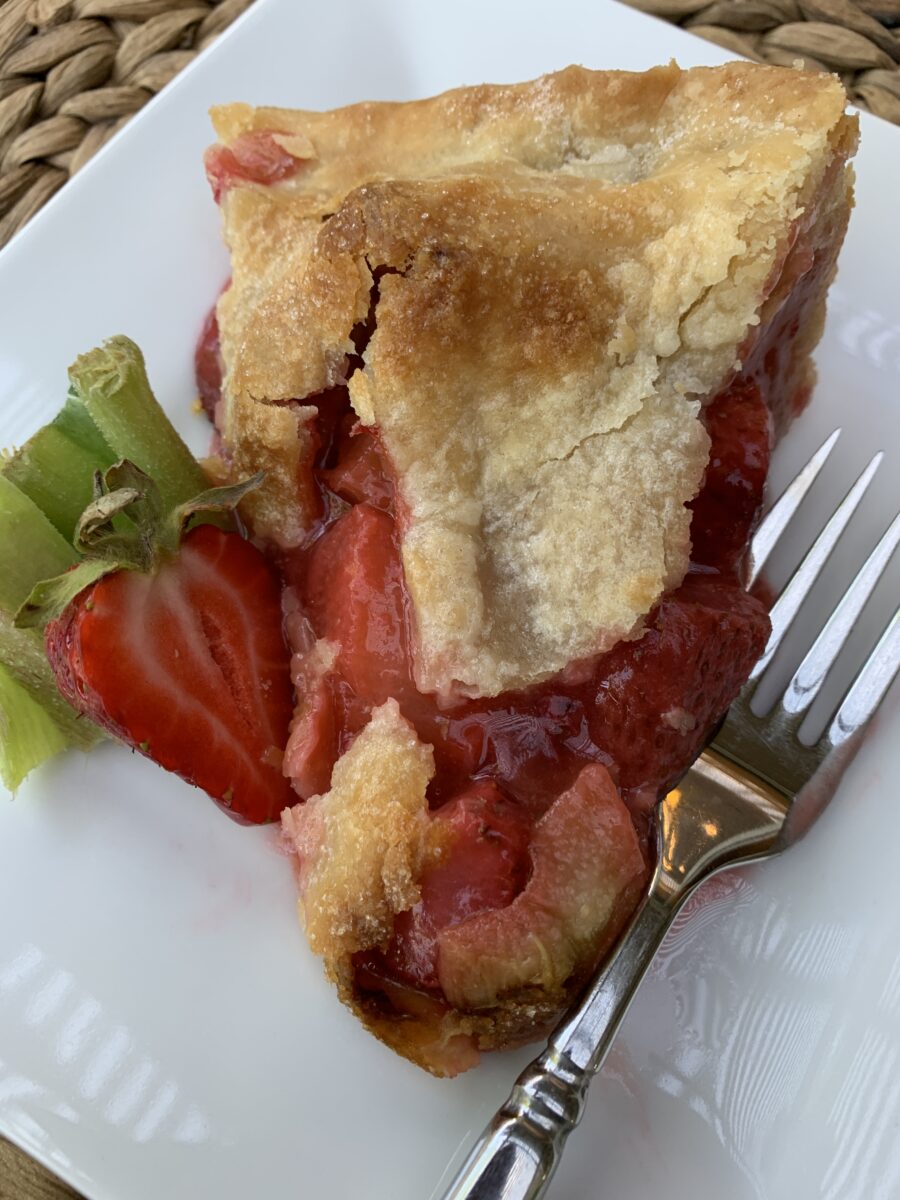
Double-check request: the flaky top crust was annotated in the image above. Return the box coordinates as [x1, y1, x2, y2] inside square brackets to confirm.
[211, 62, 855, 699]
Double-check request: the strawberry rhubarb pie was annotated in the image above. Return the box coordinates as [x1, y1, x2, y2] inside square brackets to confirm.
[0, 62, 857, 1077]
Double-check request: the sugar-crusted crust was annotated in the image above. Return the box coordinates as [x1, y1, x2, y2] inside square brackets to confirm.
[281, 700, 433, 959]
[211, 61, 855, 699]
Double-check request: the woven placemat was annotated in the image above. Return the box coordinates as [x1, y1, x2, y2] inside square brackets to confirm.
[1, 1, 899, 252]
[623, 0, 900, 121]
[0, 0, 255, 250]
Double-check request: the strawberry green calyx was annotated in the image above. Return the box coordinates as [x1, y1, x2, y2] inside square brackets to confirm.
[0, 482, 103, 774]
[0, 472, 78, 614]
[0, 476, 78, 615]
[3, 337, 206, 543]
[15, 461, 264, 629]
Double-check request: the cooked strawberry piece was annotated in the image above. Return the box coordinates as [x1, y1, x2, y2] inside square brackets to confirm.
[195, 305, 223, 421]
[385, 781, 533, 988]
[296, 500, 487, 788]
[430, 694, 593, 809]
[689, 381, 771, 574]
[283, 660, 337, 800]
[436, 764, 648, 1009]
[584, 572, 769, 794]
[403, 572, 768, 815]
[204, 131, 307, 203]
[307, 388, 353, 469]
[319, 425, 394, 510]
[46, 524, 296, 823]
[302, 503, 411, 714]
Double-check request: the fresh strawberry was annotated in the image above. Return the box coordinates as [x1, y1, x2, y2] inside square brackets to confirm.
[26, 462, 295, 824]
[204, 131, 307, 204]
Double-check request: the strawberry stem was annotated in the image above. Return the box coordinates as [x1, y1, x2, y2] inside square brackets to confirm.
[69, 337, 209, 513]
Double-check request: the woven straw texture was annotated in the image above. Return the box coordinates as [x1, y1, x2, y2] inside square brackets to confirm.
[623, 0, 900, 121]
[1, 1, 898, 252]
[0, 0, 255, 249]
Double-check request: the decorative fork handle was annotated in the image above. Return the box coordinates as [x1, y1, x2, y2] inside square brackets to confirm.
[439, 889, 679, 1200]
[439, 750, 786, 1200]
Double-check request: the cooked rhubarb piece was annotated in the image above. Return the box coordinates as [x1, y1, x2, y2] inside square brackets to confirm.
[204, 130, 309, 203]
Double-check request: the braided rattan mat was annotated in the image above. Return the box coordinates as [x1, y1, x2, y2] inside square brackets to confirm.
[0, 0, 255, 250]
[623, 0, 900, 120]
[1, 0, 899, 253]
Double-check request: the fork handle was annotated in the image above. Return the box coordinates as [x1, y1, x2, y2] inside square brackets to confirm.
[438, 889, 679, 1200]
[439, 750, 786, 1200]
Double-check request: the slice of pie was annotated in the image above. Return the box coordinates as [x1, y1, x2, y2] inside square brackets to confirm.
[201, 62, 858, 1075]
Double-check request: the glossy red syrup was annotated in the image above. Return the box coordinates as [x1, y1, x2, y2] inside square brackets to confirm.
[279, 381, 771, 813]
[195, 305, 222, 422]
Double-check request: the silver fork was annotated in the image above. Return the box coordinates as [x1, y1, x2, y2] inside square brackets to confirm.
[440, 429, 900, 1200]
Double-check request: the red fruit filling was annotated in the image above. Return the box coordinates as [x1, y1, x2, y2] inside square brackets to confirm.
[271, 379, 772, 1016]
[204, 130, 308, 204]
[195, 304, 223, 422]
[276, 377, 772, 820]
[195, 183, 847, 1015]
[379, 781, 534, 991]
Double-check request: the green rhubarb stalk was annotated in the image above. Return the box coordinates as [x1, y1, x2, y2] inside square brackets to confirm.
[0, 475, 77, 614]
[68, 337, 209, 512]
[0, 482, 101, 757]
[0, 662, 69, 793]
[1, 393, 116, 541]
[0, 612, 100, 751]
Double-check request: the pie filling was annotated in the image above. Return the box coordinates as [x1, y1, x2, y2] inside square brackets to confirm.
[195, 147, 847, 1067]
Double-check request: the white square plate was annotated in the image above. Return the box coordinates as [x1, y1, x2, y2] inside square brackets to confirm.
[1, 2, 898, 1197]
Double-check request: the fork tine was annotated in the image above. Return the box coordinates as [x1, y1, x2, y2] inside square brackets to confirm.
[826, 608, 900, 747]
[747, 428, 842, 588]
[749, 451, 884, 684]
[781, 511, 900, 716]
